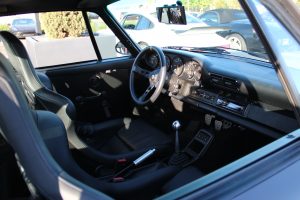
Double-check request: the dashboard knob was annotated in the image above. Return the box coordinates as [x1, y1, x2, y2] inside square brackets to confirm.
[174, 84, 180, 89]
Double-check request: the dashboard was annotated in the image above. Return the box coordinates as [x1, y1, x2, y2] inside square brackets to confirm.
[142, 49, 299, 137]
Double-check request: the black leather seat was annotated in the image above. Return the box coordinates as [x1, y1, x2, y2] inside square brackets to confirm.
[0, 31, 171, 165]
[0, 53, 179, 199]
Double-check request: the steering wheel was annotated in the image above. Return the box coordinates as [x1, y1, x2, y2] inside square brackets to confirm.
[129, 46, 167, 105]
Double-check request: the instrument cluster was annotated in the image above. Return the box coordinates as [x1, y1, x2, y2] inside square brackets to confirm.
[144, 52, 202, 82]
[165, 54, 202, 83]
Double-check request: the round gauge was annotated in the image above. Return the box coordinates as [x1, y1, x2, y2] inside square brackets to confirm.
[194, 72, 201, 81]
[193, 61, 202, 80]
[165, 56, 171, 70]
[187, 69, 194, 79]
[172, 56, 184, 76]
[147, 54, 159, 68]
[185, 62, 195, 79]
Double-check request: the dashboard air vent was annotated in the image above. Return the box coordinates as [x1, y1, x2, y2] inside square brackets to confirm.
[209, 73, 240, 91]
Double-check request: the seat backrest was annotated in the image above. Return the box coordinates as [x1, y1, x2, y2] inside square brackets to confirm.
[0, 31, 76, 126]
[0, 32, 104, 159]
[0, 52, 110, 200]
[0, 31, 43, 93]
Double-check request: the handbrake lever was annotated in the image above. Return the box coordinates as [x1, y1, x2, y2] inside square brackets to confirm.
[133, 149, 156, 165]
[112, 149, 156, 182]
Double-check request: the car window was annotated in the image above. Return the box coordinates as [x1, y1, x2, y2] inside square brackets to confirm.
[108, 0, 268, 62]
[186, 14, 201, 23]
[136, 16, 153, 30]
[200, 12, 219, 24]
[87, 12, 130, 59]
[233, 11, 247, 20]
[13, 19, 35, 25]
[0, 11, 99, 68]
[122, 15, 140, 30]
[0, 11, 129, 67]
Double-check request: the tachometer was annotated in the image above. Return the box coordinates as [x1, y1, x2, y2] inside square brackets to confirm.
[165, 56, 171, 70]
[147, 54, 159, 68]
[185, 61, 200, 79]
[172, 56, 184, 76]
[185, 62, 195, 79]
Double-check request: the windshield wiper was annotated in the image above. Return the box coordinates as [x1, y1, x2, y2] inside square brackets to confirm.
[165, 46, 269, 62]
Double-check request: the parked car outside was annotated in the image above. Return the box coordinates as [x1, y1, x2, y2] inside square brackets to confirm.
[188, 11, 201, 18]
[10, 18, 36, 38]
[198, 9, 264, 52]
[120, 12, 230, 49]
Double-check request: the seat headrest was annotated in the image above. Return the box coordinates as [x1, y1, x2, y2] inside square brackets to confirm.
[0, 31, 43, 92]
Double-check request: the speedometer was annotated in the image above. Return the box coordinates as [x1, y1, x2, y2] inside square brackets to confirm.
[147, 54, 159, 68]
[172, 56, 184, 76]
[165, 56, 171, 70]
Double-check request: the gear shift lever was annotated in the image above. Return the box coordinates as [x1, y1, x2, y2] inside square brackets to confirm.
[172, 120, 181, 153]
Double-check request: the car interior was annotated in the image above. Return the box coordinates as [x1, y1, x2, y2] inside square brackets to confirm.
[0, 0, 299, 200]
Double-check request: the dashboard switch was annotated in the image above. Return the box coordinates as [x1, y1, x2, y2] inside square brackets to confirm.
[227, 102, 243, 111]
[216, 99, 227, 106]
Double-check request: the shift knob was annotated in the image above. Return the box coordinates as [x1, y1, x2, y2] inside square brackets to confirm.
[172, 120, 181, 130]
[172, 120, 181, 153]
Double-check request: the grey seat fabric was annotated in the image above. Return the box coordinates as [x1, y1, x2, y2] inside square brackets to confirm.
[0, 53, 111, 200]
[36, 71, 53, 90]
[35, 111, 179, 199]
[96, 118, 170, 153]
[0, 31, 171, 165]
[0, 53, 179, 199]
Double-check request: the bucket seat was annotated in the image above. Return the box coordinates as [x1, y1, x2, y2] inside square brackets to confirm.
[0, 53, 179, 199]
[0, 31, 171, 165]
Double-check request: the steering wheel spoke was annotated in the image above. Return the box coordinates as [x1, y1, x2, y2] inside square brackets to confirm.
[132, 64, 151, 78]
[149, 68, 160, 77]
[139, 84, 155, 101]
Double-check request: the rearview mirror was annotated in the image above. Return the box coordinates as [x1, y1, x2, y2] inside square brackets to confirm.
[156, 2, 187, 25]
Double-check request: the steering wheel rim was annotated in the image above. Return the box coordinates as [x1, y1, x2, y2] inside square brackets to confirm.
[129, 46, 167, 105]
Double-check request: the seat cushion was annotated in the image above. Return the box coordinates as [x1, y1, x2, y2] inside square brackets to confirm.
[117, 118, 171, 151]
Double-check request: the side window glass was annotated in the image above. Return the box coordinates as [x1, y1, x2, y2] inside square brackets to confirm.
[8, 11, 98, 68]
[122, 15, 140, 30]
[201, 12, 219, 24]
[136, 17, 152, 30]
[88, 12, 130, 59]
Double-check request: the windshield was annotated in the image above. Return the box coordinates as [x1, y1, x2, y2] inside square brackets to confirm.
[108, 0, 269, 61]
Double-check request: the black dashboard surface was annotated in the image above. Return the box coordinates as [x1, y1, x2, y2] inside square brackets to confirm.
[158, 49, 299, 136]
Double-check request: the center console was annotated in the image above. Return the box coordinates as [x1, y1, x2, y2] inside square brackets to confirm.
[94, 124, 214, 184]
[190, 87, 247, 116]
[168, 129, 214, 167]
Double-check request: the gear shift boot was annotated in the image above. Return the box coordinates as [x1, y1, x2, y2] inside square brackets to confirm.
[169, 129, 214, 167]
[168, 152, 190, 166]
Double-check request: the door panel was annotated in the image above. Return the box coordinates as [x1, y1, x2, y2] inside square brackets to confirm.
[42, 58, 135, 123]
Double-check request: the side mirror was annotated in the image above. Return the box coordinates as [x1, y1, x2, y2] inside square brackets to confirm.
[156, 1, 187, 25]
[115, 42, 130, 55]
